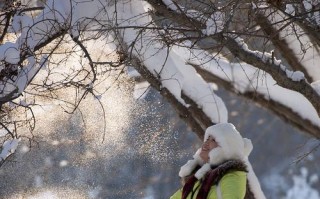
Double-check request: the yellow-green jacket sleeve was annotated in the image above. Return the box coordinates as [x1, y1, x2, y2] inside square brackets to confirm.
[220, 171, 247, 199]
[170, 188, 182, 199]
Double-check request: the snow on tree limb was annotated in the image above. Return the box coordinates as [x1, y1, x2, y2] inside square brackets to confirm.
[254, 12, 313, 82]
[191, 62, 320, 139]
[118, 43, 208, 138]
[112, 1, 227, 136]
[142, 0, 320, 117]
[143, 0, 320, 130]
[221, 34, 320, 116]
[255, 7, 320, 82]
[0, 0, 106, 103]
[119, 1, 227, 118]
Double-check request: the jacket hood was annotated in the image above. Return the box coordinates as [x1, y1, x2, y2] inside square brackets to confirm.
[204, 123, 252, 166]
[178, 123, 266, 199]
[179, 123, 253, 179]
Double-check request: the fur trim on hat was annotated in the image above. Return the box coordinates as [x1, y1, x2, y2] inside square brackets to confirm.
[194, 163, 211, 179]
[205, 123, 245, 166]
[179, 149, 204, 178]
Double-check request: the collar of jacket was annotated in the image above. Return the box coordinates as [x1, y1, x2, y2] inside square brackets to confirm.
[183, 160, 256, 199]
[204, 159, 248, 185]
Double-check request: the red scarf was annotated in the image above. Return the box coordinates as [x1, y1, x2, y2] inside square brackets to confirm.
[182, 167, 219, 199]
[181, 160, 249, 199]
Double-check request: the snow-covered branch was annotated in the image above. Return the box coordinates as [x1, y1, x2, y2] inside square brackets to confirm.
[254, 6, 320, 82]
[221, 34, 320, 116]
[254, 12, 313, 82]
[117, 41, 207, 138]
[144, 0, 320, 131]
[191, 62, 320, 139]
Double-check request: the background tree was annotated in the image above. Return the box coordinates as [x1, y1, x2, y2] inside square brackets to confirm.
[0, 0, 319, 168]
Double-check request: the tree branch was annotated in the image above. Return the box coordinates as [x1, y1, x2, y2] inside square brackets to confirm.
[220, 34, 320, 116]
[113, 33, 204, 138]
[126, 53, 205, 139]
[192, 63, 320, 139]
[147, 0, 320, 117]
[254, 12, 313, 82]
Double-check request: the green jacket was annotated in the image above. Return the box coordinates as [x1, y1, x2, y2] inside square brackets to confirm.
[170, 171, 247, 199]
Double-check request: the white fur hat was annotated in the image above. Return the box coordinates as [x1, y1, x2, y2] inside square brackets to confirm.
[179, 123, 253, 179]
[204, 123, 253, 166]
[178, 123, 266, 199]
